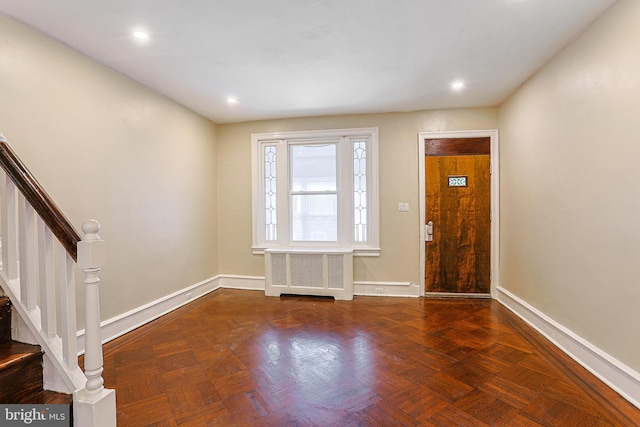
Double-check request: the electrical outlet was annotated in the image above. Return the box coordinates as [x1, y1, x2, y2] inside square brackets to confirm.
[374, 287, 384, 294]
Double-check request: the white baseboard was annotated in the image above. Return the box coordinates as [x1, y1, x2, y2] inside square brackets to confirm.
[215, 275, 422, 297]
[354, 281, 420, 297]
[77, 276, 221, 353]
[219, 275, 265, 290]
[497, 286, 640, 410]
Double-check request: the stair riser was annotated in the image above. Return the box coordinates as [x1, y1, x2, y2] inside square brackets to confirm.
[0, 352, 43, 403]
[0, 298, 9, 343]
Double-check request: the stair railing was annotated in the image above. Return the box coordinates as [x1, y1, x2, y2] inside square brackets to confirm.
[0, 134, 115, 426]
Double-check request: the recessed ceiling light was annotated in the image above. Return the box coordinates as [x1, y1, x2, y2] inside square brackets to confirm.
[227, 97, 239, 104]
[132, 31, 149, 41]
[451, 80, 465, 91]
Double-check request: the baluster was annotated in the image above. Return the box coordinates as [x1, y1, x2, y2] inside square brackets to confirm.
[1, 178, 18, 280]
[78, 219, 106, 395]
[57, 243, 77, 369]
[37, 216, 56, 337]
[17, 194, 37, 309]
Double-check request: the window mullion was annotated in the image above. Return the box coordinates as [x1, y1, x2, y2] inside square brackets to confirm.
[276, 140, 289, 246]
[339, 136, 352, 247]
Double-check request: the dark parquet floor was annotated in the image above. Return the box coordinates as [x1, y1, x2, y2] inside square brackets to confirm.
[99, 289, 640, 426]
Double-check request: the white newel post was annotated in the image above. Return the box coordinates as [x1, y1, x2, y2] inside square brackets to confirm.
[75, 220, 116, 427]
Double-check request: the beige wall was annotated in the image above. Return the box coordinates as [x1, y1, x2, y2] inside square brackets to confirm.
[217, 109, 498, 285]
[8, 0, 636, 377]
[499, 0, 640, 371]
[0, 13, 219, 323]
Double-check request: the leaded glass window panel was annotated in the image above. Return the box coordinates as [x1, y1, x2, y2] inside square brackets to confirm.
[353, 140, 367, 242]
[264, 145, 277, 241]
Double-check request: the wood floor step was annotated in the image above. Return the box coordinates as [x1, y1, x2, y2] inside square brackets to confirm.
[0, 341, 44, 403]
[0, 301, 73, 406]
[28, 390, 73, 405]
[0, 297, 10, 343]
[0, 341, 41, 369]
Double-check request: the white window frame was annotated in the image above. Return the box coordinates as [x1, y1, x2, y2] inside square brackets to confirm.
[251, 127, 380, 256]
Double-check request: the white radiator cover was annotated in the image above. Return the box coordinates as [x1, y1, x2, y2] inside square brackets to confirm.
[264, 248, 354, 300]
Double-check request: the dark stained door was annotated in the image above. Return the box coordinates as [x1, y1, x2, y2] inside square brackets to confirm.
[425, 138, 491, 294]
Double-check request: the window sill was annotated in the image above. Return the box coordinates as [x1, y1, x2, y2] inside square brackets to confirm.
[252, 246, 380, 257]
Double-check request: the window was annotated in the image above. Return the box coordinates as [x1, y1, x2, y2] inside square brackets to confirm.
[252, 128, 379, 256]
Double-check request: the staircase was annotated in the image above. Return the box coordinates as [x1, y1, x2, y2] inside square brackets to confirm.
[0, 296, 72, 405]
[0, 133, 115, 426]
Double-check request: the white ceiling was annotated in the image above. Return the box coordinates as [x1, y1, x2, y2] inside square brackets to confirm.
[0, 0, 617, 123]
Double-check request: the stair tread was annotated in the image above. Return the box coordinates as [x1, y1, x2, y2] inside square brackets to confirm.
[26, 390, 73, 405]
[0, 341, 42, 370]
[0, 390, 72, 405]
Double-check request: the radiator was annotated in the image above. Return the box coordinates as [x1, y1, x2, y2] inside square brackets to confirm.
[264, 248, 354, 300]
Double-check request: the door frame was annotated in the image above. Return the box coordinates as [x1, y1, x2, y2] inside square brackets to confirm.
[418, 130, 500, 298]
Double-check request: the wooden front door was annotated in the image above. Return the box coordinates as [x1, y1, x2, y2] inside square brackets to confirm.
[425, 138, 491, 294]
